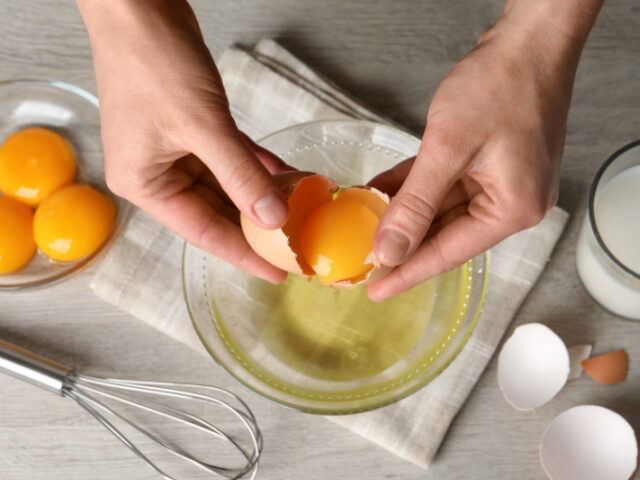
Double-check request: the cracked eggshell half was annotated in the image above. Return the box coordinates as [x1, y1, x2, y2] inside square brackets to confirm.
[540, 405, 639, 480]
[241, 171, 331, 274]
[497, 323, 570, 411]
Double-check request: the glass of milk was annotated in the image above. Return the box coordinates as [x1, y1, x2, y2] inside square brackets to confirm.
[576, 140, 640, 320]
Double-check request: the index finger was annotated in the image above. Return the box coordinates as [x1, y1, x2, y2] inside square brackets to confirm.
[369, 158, 476, 221]
[138, 186, 287, 283]
[188, 122, 289, 230]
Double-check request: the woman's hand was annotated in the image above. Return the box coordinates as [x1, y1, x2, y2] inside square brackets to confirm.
[77, 0, 291, 283]
[367, 0, 604, 301]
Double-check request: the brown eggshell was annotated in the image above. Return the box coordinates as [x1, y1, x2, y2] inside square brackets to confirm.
[337, 186, 389, 219]
[240, 172, 337, 274]
[272, 170, 317, 195]
[241, 172, 391, 287]
[581, 349, 628, 386]
[240, 214, 302, 273]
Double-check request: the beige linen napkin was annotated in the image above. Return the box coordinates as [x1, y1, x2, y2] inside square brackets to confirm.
[91, 39, 568, 469]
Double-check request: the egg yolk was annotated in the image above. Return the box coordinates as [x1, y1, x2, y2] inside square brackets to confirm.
[299, 195, 379, 285]
[0, 197, 36, 273]
[0, 127, 75, 205]
[33, 184, 115, 262]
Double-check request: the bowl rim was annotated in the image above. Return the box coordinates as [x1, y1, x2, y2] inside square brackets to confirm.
[258, 117, 416, 147]
[182, 118, 490, 414]
[0, 79, 100, 106]
[0, 78, 130, 291]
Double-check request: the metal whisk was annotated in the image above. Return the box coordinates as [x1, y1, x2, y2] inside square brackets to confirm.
[0, 339, 262, 479]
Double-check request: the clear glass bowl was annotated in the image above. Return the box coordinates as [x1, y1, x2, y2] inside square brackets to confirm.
[0, 80, 129, 290]
[183, 119, 488, 414]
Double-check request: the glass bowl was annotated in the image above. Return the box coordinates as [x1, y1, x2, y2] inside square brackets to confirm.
[0, 79, 129, 290]
[183, 119, 488, 414]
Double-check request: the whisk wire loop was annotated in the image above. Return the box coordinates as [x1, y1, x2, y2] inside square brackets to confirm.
[77, 376, 261, 440]
[0, 339, 261, 479]
[67, 388, 180, 480]
[65, 375, 262, 479]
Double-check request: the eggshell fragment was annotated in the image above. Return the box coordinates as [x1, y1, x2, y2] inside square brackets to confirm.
[567, 344, 592, 380]
[581, 350, 628, 386]
[497, 323, 569, 411]
[540, 405, 638, 480]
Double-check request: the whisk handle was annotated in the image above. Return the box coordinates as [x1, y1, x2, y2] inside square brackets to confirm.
[0, 339, 73, 395]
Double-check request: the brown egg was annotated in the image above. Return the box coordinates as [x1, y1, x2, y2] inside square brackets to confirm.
[581, 349, 628, 386]
[241, 171, 390, 288]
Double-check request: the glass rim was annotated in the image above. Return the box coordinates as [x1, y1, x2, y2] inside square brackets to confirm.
[588, 139, 640, 281]
[0, 78, 100, 106]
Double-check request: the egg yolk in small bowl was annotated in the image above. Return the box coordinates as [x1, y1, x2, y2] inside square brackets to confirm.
[34, 184, 115, 262]
[0, 127, 75, 205]
[0, 196, 36, 273]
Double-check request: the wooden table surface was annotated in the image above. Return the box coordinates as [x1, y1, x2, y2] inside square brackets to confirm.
[1, 1, 639, 479]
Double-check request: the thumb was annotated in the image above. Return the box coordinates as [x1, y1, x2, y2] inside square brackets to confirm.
[373, 133, 462, 266]
[189, 120, 289, 229]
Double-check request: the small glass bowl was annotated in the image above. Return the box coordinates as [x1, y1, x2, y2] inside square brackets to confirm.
[0, 80, 129, 290]
[183, 120, 488, 414]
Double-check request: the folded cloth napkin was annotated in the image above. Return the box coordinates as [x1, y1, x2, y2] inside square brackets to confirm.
[91, 39, 568, 469]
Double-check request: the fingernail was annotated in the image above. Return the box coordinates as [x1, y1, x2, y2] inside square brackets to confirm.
[377, 229, 410, 265]
[253, 191, 288, 226]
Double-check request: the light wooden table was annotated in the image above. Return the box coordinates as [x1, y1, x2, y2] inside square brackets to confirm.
[1, 1, 639, 479]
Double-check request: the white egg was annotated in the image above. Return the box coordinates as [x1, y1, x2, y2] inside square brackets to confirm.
[497, 323, 569, 411]
[540, 405, 638, 480]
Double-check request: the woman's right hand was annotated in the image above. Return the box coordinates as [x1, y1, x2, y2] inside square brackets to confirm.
[77, 0, 291, 283]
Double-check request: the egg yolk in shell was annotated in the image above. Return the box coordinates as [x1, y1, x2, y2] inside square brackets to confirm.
[240, 173, 390, 287]
[34, 184, 115, 262]
[0, 196, 36, 273]
[299, 195, 379, 285]
[0, 127, 75, 205]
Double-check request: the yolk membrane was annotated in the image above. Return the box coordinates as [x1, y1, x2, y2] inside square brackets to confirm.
[33, 184, 115, 262]
[299, 195, 379, 285]
[0, 196, 36, 273]
[0, 127, 75, 205]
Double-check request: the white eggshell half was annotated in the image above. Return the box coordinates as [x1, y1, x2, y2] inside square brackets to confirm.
[540, 405, 638, 480]
[497, 323, 569, 411]
[567, 344, 593, 380]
